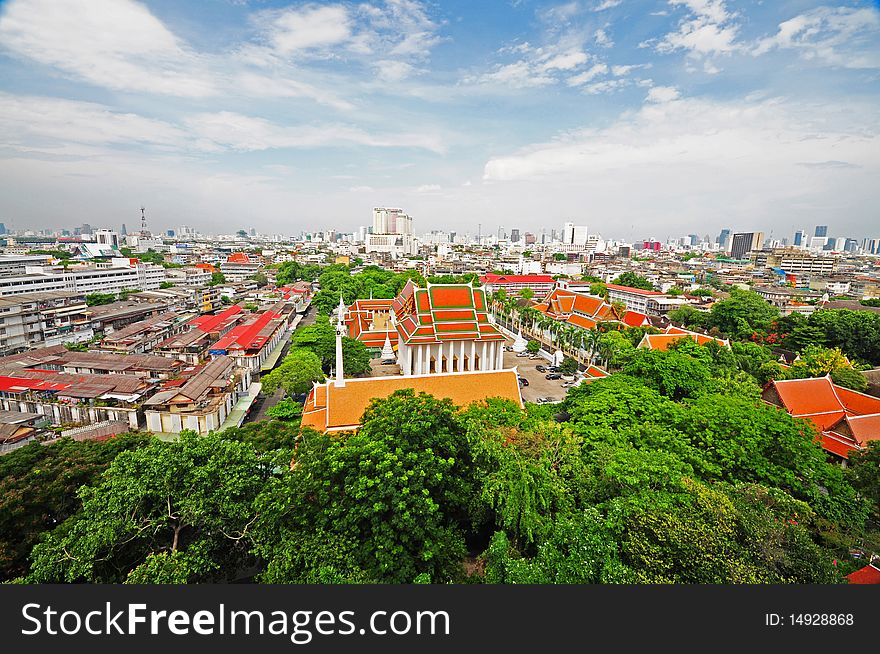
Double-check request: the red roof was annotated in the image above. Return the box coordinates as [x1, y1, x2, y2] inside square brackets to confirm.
[0, 375, 71, 392]
[225, 252, 251, 264]
[190, 304, 243, 333]
[210, 310, 281, 352]
[846, 564, 880, 584]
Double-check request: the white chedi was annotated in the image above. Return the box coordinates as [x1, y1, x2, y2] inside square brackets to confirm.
[512, 330, 528, 353]
[381, 334, 395, 361]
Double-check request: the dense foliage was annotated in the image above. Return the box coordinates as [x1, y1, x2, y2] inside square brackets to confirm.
[290, 316, 371, 376]
[7, 331, 874, 584]
[0, 434, 153, 580]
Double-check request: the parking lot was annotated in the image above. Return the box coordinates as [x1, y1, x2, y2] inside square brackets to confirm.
[502, 339, 571, 404]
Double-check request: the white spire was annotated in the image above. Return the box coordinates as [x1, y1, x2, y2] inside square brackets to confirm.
[381, 333, 395, 361]
[335, 297, 347, 387]
[336, 294, 347, 325]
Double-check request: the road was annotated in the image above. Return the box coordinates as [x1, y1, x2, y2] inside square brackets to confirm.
[244, 307, 317, 424]
[502, 342, 571, 404]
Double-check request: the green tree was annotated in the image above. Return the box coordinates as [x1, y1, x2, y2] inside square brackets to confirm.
[159, 281, 174, 289]
[553, 253, 567, 261]
[847, 441, 880, 524]
[86, 292, 117, 306]
[520, 287, 535, 301]
[253, 390, 475, 583]
[0, 434, 152, 581]
[251, 272, 268, 287]
[559, 356, 579, 376]
[266, 398, 303, 423]
[261, 348, 325, 396]
[291, 316, 371, 376]
[622, 348, 712, 401]
[788, 345, 868, 392]
[27, 432, 264, 583]
[526, 339, 541, 354]
[209, 271, 226, 286]
[705, 289, 779, 338]
[612, 272, 654, 290]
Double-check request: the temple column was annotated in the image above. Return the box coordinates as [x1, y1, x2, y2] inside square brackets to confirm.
[481, 342, 487, 370]
[460, 341, 466, 371]
[470, 342, 476, 371]
[417, 345, 423, 376]
[497, 340, 504, 369]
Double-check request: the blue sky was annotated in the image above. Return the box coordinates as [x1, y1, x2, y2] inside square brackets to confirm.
[0, 0, 878, 241]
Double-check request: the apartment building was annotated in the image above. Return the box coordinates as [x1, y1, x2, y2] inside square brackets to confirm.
[0, 258, 166, 297]
[0, 292, 91, 355]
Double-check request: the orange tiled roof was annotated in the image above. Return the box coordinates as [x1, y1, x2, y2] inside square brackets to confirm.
[765, 376, 880, 459]
[846, 564, 880, 584]
[394, 283, 504, 345]
[300, 369, 523, 432]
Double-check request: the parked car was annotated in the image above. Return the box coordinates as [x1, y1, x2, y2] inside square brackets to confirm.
[536, 397, 556, 404]
[518, 377, 530, 387]
[535, 365, 547, 373]
[516, 352, 530, 357]
[545, 373, 562, 380]
[547, 366, 561, 372]
[504, 345, 514, 351]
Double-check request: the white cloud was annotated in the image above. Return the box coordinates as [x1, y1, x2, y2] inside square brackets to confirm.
[185, 111, 446, 153]
[566, 63, 609, 86]
[0, 94, 446, 157]
[468, 60, 555, 88]
[752, 6, 880, 69]
[415, 184, 442, 193]
[0, 94, 197, 153]
[374, 60, 417, 82]
[592, 0, 622, 11]
[0, 0, 218, 97]
[260, 4, 352, 55]
[349, 185, 375, 192]
[483, 95, 878, 184]
[539, 50, 590, 72]
[594, 29, 613, 48]
[656, 0, 740, 56]
[645, 86, 680, 103]
[611, 63, 650, 76]
[583, 78, 630, 94]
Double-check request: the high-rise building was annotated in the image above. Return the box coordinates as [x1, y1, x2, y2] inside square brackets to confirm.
[510, 229, 520, 243]
[793, 230, 806, 247]
[0, 223, 6, 235]
[717, 228, 731, 252]
[372, 208, 412, 236]
[120, 223, 127, 236]
[524, 232, 536, 245]
[563, 222, 589, 246]
[95, 229, 119, 248]
[730, 232, 764, 260]
[81, 223, 92, 235]
[814, 225, 828, 237]
[688, 234, 699, 246]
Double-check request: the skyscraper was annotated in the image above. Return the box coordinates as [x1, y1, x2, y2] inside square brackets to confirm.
[563, 222, 588, 246]
[717, 228, 731, 251]
[510, 228, 520, 243]
[793, 229, 806, 247]
[814, 225, 828, 237]
[730, 232, 764, 260]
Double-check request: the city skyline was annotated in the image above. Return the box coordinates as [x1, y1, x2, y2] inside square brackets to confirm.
[1, 0, 878, 238]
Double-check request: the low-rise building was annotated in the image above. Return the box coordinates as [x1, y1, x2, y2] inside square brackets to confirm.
[479, 274, 555, 296]
[143, 356, 252, 434]
[207, 302, 294, 372]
